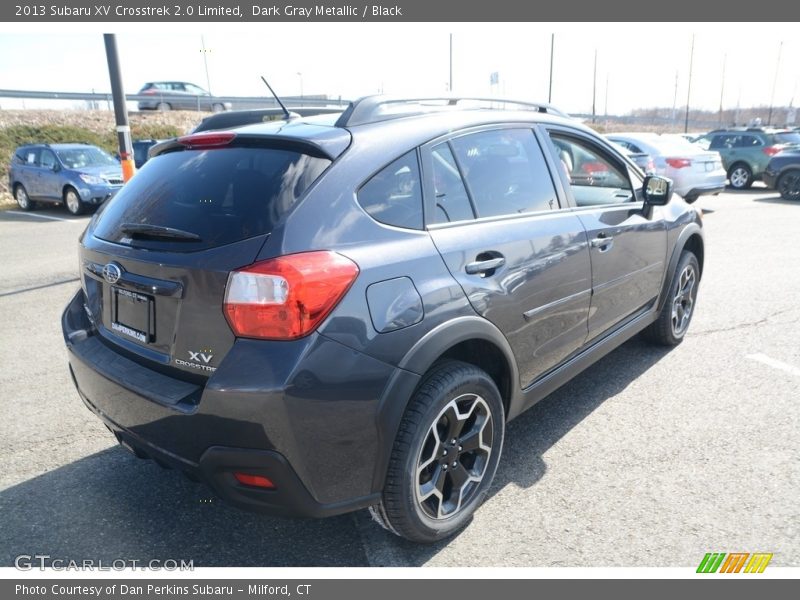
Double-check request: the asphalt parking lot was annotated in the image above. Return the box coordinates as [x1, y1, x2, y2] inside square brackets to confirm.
[0, 188, 798, 568]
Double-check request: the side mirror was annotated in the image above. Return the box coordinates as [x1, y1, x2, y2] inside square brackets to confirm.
[643, 175, 673, 206]
[52, 162, 61, 172]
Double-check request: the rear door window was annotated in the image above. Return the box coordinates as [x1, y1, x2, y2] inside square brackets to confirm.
[430, 143, 475, 224]
[93, 146, 331, 251]
[448, 129, 559, 218]
[735, 135, 762, 148]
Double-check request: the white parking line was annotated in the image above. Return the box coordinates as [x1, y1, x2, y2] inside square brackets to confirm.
[746, 353, 800, 377]
[5, 210, 86, 222]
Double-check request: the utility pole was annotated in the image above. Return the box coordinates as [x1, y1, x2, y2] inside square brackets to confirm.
[718, 53, 727, 127]
[604, 73, 609, 117]
[200, 35, 212, 94]
[592, 48, 597, 123]
[449, 33, 453, 92]
[767, 41, 783, 126]
[548, 33, 554, 103]
[671, 71, 678, 121]
[103, 34, 135, 182]
[684, 34, 695, 134]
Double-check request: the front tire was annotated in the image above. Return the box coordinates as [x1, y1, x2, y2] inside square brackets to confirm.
[777, 169, 800, 201]
[643, 250, 700, 346]
[64, 187, 85, 215]
[371, 360, 505, 543]
[156, 102, 171, 112]
[14, 184, 34, 211]
[212, 103, 225, 113]
[728, 163, 753, 190]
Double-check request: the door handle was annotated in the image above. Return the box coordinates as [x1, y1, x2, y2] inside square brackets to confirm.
[590, 235, 614, 251]
[465, 257, 506, 275]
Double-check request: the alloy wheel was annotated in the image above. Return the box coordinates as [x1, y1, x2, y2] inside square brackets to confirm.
[15, 187, 29, 209]
[778, 171, 800, 201]
[415, 393, 494, 520]
[671, 264, 697, 336]
[730, 167, 750, 188]
[66, 190, 81, 214]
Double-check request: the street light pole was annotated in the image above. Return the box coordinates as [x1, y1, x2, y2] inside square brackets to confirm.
[200, 35, 212, 94]
[718, 53, 727, 127]
[449, 33, 453, 93]
[548, 33, 555, 103]
[297, 72, 303, 104]
[767, 41, 783, 126]
[592, 48, 597, 123]
[684, 34, 695, 134]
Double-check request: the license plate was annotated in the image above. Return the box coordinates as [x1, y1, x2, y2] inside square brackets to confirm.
[111, 287, 154, 343]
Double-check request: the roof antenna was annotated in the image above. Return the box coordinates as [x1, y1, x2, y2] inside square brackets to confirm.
[261, 76, 292, 120]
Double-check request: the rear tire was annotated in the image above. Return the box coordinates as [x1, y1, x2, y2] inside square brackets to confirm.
[64, 187, 85, 215]
[156, 102, 171, 112]
[14, 184, 34, 211]
[643, 250, 699, 346]
[370, 360, 505, 543]
[212, 103, 225, 113]
[728, 163, 753, 190]
[777, 169, 800, 201]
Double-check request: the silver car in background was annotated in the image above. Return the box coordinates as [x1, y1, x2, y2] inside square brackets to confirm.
[607, 133, 726, 203]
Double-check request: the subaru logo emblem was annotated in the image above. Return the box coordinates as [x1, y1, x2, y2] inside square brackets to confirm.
[102, 263, 122, 284]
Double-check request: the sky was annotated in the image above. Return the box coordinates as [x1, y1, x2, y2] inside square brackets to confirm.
[0, 23, 798, 115]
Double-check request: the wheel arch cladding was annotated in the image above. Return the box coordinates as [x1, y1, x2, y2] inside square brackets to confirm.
[658, 225, 704, 313]
[397, 316, 518, 420]
[371, 318, 517, 493]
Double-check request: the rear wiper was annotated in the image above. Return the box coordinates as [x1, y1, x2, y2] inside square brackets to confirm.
[119, 223, 201, 241]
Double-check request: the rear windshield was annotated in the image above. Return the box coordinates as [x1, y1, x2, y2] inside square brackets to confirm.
[774, 132, 800, 145]
[93, 146, 331, 251]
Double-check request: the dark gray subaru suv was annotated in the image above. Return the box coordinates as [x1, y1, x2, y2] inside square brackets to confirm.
[62, 97, 704, 542]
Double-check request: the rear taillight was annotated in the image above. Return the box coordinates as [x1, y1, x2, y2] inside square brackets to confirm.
[177, 132, 236, 149]
[142, 89, 157, 95]
[223, 251, 359, 340]
[665, 158, 692, 169]
[763, 145, 782, 156]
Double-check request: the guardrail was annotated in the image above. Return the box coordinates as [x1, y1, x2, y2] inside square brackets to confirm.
[0, 89, 346, 110]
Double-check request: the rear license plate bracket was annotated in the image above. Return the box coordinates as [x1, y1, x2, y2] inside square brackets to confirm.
[111, 286, 154, 343]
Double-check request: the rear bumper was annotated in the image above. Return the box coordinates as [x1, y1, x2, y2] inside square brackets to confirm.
[681, 184, 726, 200]
[62, 288, 415, 517]
[762, 170, 779, 189]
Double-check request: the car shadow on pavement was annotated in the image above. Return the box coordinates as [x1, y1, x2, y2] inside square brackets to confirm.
[0, 446, 371, 567]
[0, 336, 671, 568]
[752, 195, 798, 206]
[358, 335, 673, 564]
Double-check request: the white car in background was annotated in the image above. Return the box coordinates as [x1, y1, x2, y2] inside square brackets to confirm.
[606, 133, 726, 203]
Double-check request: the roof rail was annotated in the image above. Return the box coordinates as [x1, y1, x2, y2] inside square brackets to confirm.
[334, 96, 569, 128]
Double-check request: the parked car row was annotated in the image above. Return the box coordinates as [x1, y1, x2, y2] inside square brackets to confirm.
[692, 127, 800, 190]
[606, 133, 726, 203]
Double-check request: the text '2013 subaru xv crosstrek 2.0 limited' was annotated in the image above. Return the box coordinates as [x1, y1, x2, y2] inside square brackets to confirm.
[62, 97, 704, 543]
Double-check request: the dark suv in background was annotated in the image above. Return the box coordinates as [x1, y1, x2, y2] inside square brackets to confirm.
[694, 127, 800, 189]
[62, 97, 704, 542]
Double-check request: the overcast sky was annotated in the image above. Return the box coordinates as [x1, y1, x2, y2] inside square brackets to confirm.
[1, 23, 798, 114]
